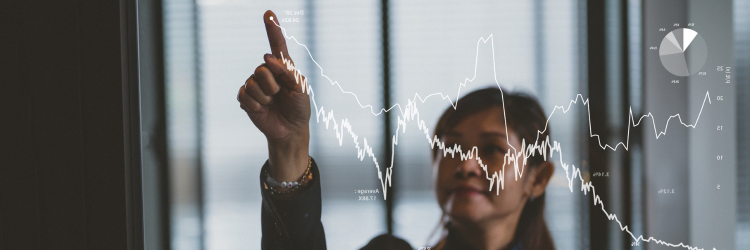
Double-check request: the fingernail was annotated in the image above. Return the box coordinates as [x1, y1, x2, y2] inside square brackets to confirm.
[259, 107, 267, 113]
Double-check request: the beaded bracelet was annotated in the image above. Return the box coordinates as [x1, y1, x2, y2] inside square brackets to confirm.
[264, 157, 312, 195]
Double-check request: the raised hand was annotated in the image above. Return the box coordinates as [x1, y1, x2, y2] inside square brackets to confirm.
[238, 10, 311, 182]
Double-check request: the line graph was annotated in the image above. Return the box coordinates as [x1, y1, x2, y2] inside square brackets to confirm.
[267, 16, 717, 250]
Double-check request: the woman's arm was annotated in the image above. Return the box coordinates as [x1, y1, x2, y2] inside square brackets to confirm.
[238, 10, 322, 249]
[259, 159, 326, 250]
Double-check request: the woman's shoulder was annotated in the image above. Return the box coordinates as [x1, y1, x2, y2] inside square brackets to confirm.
[359, 234, 412, 250]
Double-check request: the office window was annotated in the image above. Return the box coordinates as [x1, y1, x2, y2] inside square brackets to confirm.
[166, 1, 589, 249]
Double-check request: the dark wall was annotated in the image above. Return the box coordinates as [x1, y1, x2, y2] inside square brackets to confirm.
[0, 0, 143, 249]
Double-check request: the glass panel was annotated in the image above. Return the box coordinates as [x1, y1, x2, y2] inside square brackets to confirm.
[307, 1, 388, 249]
[197, 1, 308, 249]
[197, 0, 385, 249]
[390, 0, 580, 249]
[165, 0, 750, 249]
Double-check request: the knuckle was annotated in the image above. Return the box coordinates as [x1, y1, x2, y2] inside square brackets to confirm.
[257, 100, 270, 106]
[270, 82, 281, 93]
[245, 78, 259, 91]
[248, 77, 258, 90]
[254, 64, 269, 76]
[238, 95, 251, 106]
[257, 94, 272, 105]
[250, 104, 262, 112]
[246, 99, 261, 111]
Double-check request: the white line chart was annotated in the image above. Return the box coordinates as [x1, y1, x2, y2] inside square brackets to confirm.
[268, 16, 717, 250]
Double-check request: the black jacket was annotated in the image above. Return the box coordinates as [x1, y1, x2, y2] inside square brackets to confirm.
[259, 158, 515, 250]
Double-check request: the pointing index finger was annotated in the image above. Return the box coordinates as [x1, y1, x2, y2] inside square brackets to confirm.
[263, 10, 291, 61]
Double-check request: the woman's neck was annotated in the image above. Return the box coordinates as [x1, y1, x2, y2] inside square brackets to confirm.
[450, 213, 521, 250]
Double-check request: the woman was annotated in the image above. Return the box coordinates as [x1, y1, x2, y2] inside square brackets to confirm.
[237, 10, 555, 250]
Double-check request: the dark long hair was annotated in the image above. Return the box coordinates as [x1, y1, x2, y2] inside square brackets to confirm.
[431, 87, 555, 250]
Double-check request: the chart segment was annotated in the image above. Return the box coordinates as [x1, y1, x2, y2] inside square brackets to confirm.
[659, 28, 707, 76]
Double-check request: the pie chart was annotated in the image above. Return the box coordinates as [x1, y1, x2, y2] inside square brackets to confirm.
[659, 28, 707, 77]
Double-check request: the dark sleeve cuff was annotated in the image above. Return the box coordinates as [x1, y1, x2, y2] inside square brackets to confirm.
[260, 157, 326, 250]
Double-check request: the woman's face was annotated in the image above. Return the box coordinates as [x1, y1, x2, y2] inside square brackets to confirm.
[434, 106, 531, 225]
